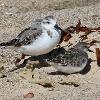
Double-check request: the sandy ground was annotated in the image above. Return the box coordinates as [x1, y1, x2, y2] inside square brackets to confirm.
[0, 0, 100, 100]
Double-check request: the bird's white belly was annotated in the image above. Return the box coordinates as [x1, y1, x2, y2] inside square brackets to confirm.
[19, 32, 60, 56]
[54, 60, 87, 74]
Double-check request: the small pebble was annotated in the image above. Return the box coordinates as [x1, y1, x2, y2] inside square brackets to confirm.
[23, 92, 34, 98]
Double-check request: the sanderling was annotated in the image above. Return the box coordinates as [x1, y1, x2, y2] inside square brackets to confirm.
[0, 16, 63, 65]
[33, 42, 93, 74]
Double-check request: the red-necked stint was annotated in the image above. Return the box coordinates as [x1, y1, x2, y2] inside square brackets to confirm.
[0, 16, 63, 65]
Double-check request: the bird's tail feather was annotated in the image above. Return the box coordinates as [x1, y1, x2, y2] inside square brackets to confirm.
[0, 39, 18, 47]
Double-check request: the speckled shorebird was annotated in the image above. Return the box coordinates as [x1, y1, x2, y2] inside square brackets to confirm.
[33, 42, 93, 74]
[0, 16, 63, 65]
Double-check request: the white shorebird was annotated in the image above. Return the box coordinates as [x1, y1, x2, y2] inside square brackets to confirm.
[33, 42, 93, 74]
[0, 16, 63, 65]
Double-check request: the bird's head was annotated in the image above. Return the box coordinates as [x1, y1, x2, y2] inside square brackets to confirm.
[74, 42, 94, 53]
[41, 16, 63, 32]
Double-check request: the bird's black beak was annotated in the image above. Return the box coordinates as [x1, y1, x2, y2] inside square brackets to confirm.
[54, 24, 63, 31]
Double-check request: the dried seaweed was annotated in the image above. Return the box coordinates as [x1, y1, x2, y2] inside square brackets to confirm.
[36, 82, 53, 88]
[59, 30, 72, 44]
[89, 40, 97, 46]
[64, 20, 100, 41]
[96, 48, 100, 66]
[59, 82, 80, 87]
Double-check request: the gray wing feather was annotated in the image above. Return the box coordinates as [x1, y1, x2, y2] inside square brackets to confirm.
[15, 27, 42, 46]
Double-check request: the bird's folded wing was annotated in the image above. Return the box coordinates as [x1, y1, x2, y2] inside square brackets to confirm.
[14, 27, 42, 47]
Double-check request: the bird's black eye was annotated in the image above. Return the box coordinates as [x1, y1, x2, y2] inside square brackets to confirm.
[47, 21, 50, 24]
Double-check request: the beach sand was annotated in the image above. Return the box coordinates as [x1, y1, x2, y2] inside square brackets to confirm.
[0, 0, 100, 100]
